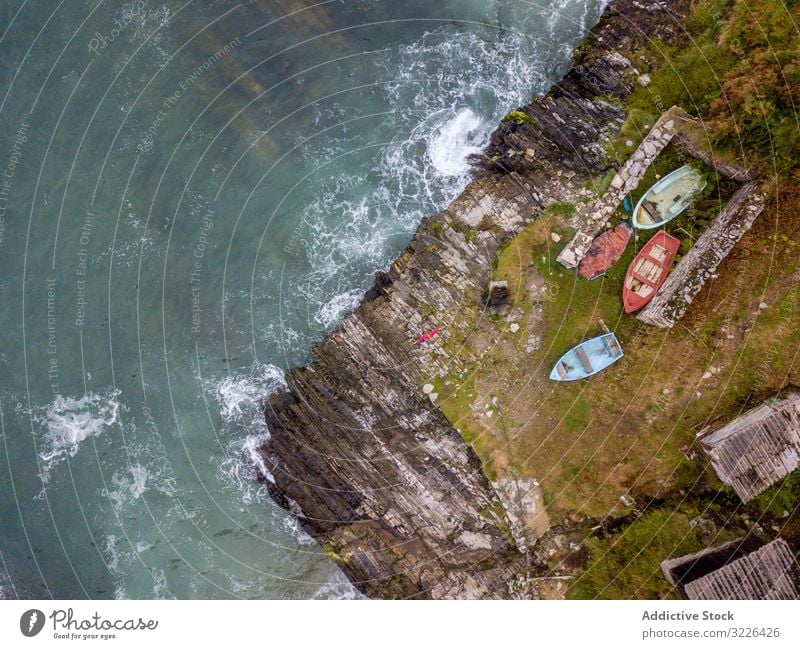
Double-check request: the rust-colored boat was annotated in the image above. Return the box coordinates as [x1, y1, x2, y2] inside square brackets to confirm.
[577, 221, 633, 280]
[622, 230, 681, 313]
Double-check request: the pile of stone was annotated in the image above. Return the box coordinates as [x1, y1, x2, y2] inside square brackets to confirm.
[556, 107, 690, 268]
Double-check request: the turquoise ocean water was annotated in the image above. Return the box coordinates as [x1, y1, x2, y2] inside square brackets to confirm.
[0, 0, 606, 599]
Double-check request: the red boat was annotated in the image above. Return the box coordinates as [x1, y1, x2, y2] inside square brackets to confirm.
[622, 230, 681, 313]
[577, 221, 633, 280]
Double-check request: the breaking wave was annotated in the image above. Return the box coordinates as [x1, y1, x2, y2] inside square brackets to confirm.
[211, 363, 286, 505]
[37, 390, 122, 485]
[288, 4, 608, 340]
[314, 287, 364, 328]
[312, 570, 365, 600]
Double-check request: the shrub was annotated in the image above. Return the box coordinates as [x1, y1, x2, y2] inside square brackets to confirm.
[503, 111, 537, 127]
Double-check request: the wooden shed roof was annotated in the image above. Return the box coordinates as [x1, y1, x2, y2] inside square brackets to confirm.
[698, 392, 800, 502]
[682, 539, 800, 600]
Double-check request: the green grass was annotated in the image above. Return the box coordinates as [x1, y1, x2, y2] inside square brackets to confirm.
[567, 510, 704, 599]
[431, 371, 500, 481]
[586, 168, 617, 197]
[547, 202, 576, 217]
[431, 0, 800, 585]
[503, 110, 537, 127]
[531, 236, 631, 354]
[750, 470, 800, 518]
[605, 108, 660, 163]
[626, 0, 800, 176]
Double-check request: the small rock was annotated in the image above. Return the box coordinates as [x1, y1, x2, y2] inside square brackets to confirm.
[525, 335, 541, 353]
[550, 232, 561, 243]
[620, 494, 635, 507]
[509, 323, 520, 333]
[758, 302, 768, 311]
[486, 410, 493, 418]
[638, 73, 651, 87]
[702, 371, 713, 380]
[662, 388, 671, 395]
[625, 139, 634, 147]
[422, 383, 434, 394]
[429, 392, 438, 403]
[525, 148, 535, 159]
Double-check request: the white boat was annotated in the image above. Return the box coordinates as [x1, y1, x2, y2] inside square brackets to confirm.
[632, 165, 706, 229]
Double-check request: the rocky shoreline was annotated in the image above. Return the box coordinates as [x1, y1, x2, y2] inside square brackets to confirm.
[257, 0, 694, 599]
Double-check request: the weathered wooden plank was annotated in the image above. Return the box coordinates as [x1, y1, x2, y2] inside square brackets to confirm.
[697, 393, 800, 502]
[683, 540, 800, 600]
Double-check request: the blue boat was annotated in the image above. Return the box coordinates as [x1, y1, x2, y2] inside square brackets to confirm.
[549, 333, 624, 381]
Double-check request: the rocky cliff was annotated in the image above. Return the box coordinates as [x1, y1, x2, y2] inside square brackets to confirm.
[258, 0, 693, 599]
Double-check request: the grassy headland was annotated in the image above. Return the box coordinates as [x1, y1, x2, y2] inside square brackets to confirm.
[432, 0, 800, 598]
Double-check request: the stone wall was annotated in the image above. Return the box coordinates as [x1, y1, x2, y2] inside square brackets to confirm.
[637, 180, 766, 328]
[556, 106, 693, 268]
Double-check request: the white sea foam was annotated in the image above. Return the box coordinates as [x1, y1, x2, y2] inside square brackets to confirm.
[129, 464, 148, 498]
[313, 287, 363, 328]
[151, 568, 169, 599]
[289, 19, 584, 340]
[218, 430, 274, 507]
[428, 108, 485, 178]
[313, 569, 365, 600]
[215, 363, 285, 424]
[0, 564, 13, 600]
[211, 364, 287, 505]
[105, 463, 150, 512]
[37, 390, 121, 484]
[105, 535, 120, 574]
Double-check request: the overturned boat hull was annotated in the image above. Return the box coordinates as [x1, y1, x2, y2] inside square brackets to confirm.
[577, 221, 633, 280]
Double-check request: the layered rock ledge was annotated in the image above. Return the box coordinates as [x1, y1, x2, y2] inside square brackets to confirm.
[258, 0, 693, 599]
